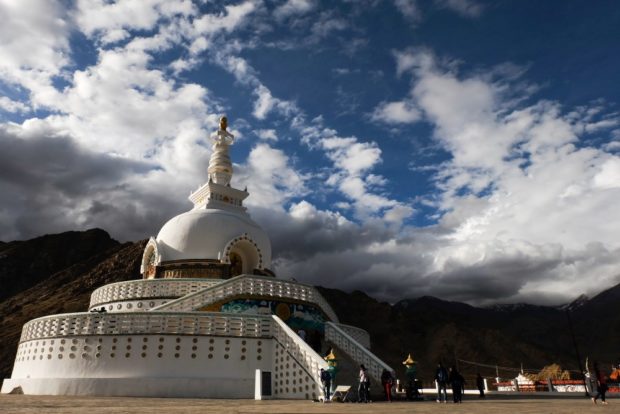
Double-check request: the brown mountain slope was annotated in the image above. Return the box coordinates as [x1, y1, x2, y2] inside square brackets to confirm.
[0, 229, 617, 387]
[0, 229, 119, 301]
[0, 239, 145, 379]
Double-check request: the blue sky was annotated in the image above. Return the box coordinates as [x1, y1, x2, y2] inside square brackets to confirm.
[1, 0, 619, 305]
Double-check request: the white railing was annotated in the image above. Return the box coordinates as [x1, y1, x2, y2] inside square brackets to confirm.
[152, 275, 339, 322]
[19, 312, 272, 343]
[325, 322, 394, 382]
[89, 279, 223, 309]
[332, 322, 371, 349]
[271, 315, 328, 398]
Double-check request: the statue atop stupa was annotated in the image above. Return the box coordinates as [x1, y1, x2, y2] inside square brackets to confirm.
[208, 116, 235, 185]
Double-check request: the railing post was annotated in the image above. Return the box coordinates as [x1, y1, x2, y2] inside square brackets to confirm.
[255, 369, 262, 400]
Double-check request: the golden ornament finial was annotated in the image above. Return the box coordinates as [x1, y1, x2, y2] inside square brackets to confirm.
[219, 116, 228, 131]
[324, 349, 337, 361]
[402, 353, 416, 365]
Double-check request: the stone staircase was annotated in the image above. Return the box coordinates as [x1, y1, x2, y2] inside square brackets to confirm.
[321, 341, 384, 402]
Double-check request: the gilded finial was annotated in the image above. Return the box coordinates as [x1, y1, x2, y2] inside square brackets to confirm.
[219, 116, 228, 131]
[324, 349, 337, 361]
[403, 353, 416, 365]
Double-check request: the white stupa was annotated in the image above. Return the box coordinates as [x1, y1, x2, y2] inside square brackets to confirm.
[2, 117, 393, 399]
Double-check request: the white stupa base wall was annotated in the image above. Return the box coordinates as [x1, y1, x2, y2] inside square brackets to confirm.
[1, 377, 254, 398]
[2, 314, 329, 400]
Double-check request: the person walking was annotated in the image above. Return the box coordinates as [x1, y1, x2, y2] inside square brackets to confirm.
[358, 364, 370, 403]
[449, 366, 465, 403]
[592, 362, 609, 405]
[320, 368, 331, 403]
[381, 369, 394, 402]
[476, 373, 485, 398]
[435, 362, 448, 403]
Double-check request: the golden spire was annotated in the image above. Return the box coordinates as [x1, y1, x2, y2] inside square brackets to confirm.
[402, 353, 416, 365]
[324, 349, 337, 361]
[219, 116, 228, 131]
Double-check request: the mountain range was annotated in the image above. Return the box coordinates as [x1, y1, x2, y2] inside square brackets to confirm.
[1, 229, 618, 384]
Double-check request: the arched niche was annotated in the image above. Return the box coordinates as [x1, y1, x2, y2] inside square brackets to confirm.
[222, 234, 263, 276]
[140, 238, 160, 279]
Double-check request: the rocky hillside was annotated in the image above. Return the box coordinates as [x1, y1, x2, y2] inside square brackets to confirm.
[0, 230, 145, 380]
[0, 229, 119, 301]
[0, 229, 618, 385]
[318, 286, 620, 384]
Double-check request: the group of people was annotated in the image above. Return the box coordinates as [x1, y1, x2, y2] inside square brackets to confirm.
[320, 361, 479, 403]
[320, 358, 619, 404]
[318, 364, 372, 403]
[434, 362, 470, 403]
[590, 361, 620, 405]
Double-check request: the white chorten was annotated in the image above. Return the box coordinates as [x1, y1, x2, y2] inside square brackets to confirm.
[1, 117, 393, 400]
[142, 116, 272, 279]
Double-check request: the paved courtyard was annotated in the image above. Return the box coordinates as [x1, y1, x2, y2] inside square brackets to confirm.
[0, 394, 614, 414]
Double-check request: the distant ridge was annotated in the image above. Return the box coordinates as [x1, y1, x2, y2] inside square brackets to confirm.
[1, 229, 618, 383]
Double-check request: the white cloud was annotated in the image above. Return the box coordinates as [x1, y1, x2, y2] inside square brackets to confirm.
[1, 1, 618, 307]
[371, 100, 421, 124]
[394, 0, 483, 24]
[74, 0, 194, 42]
[394, 0, 420, 21]
[384, 205, 415, 223]
[193, 0, 256, 36]
[253, 85, 277, 120]
[0, 0, 70, 106]
[47, 46, 212, 159]
[434, 0, 484, 18]
[321, 137, 381, 175]
[235, 143, 307, 210]
[311, 12, 348, 39]
[212, 53, 298, 120]
[256, 129, 278, 141]
[593, 158, 620, 189]
[274, 0, 316, 21]
[368, 48, 620, 302]
[0, 96, 29, 113]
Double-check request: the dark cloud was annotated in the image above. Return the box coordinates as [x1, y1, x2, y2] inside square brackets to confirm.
[0, 129, 149, 194]
[270, 228, 620, 306]
[251, 206, 394, 260]
[426, 255, 564, 303]
[1, 125, 617, 306]
[0, 127, 163, 241]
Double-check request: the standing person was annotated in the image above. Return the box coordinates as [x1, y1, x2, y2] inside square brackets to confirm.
[297, 328, 306, 342]
[381, 369, 394, 402]
[320, 368, 331, 403]
[435, 362, 448, 403]
[476, 373, 485, 398]
[358, 364, 369, 403]
[449, 366, 465, 403]
[592, 362, 609, 405]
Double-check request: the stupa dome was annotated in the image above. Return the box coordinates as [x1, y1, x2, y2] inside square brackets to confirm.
[155, 208, 271, 270]
[139, 117, 274, 278]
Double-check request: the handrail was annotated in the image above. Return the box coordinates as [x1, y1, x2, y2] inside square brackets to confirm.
[271, 315, 328, 399]
[325, 321, 394, 382]
[151, 275, 339, 322]
[89, 278, 223, 308]
[19, 311, 272, 343]
[332, 322, 371, 349]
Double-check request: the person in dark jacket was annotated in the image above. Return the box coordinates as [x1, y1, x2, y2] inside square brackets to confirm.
[476, 373, 485, 398]
[320, 368, 331, 402]
[448, 366, 465, 403]
[381, 369, 394, 402]
[435, 362, 448, 403]
[592, 362, 608, 405]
